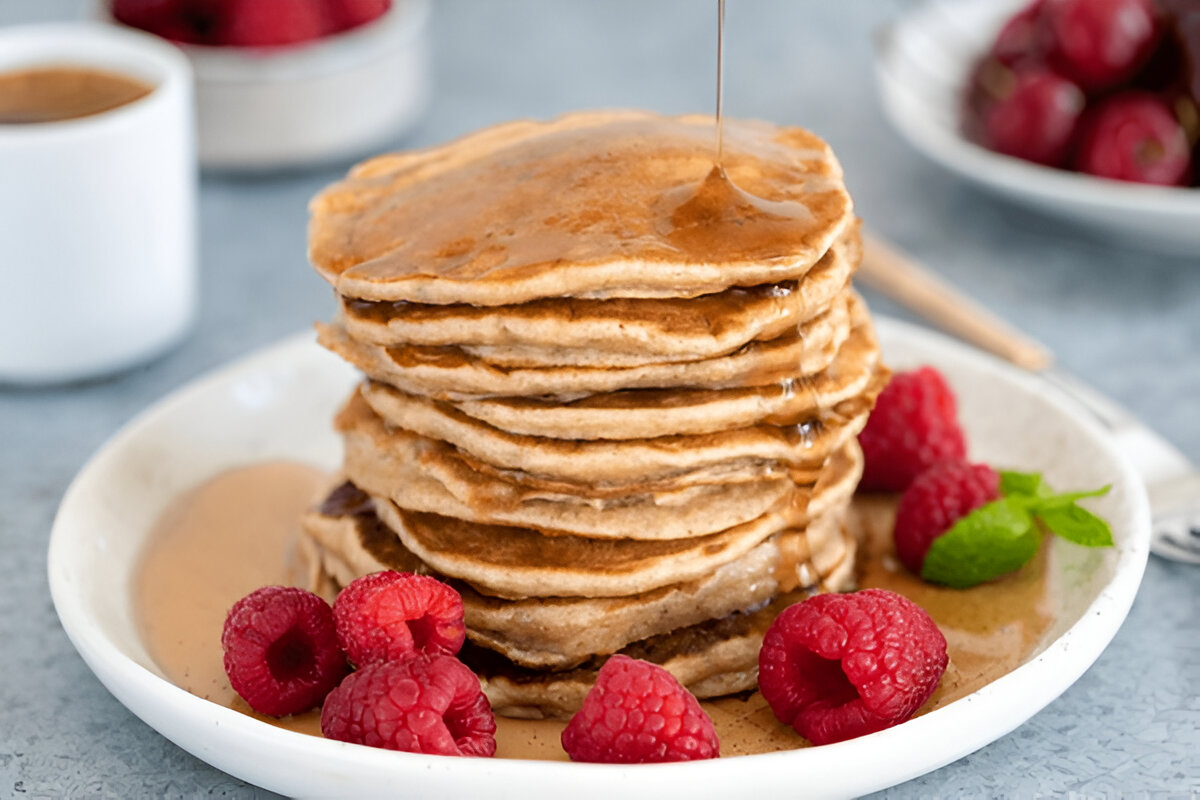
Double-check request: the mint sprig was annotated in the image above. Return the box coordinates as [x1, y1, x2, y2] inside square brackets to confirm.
[920, 470, 1113, 589]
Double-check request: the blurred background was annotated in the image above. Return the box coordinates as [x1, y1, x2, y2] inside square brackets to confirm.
[1, 0, 1198, 796]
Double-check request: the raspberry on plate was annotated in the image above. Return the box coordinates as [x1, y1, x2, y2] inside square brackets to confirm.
[321, 655, 496, 757]
[333, 571, 466, 667]
[1073, 91, 1193, 185]
[858, 366, 967, 492]
[894, 461, 1002, 576]
[221, 586, 348, 717]
[561, 655, 719, 763]
[758, 589, 948, 746]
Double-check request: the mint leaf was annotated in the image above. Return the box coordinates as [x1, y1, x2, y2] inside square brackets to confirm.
[921, 497, 1041, 589]
[1037, 503, 1114, 547]
[999, 470, 1048, 499]
[1032, 485, 1111, 509]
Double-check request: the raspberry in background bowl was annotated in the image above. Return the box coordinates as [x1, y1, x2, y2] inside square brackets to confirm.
[96, 0, 430, 170]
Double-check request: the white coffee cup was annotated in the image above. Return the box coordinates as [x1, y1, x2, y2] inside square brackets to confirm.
[0, 23, 196, 384]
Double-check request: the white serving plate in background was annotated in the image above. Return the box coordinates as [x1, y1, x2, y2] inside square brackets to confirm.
[95, 0, 430, 170]
[48, 319, 1149, 798]
[874, 0, 1200, 255]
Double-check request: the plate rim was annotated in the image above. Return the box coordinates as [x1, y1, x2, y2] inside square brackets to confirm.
[47, 318, 1151, 798]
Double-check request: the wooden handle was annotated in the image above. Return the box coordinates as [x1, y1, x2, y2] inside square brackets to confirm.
[858, 233, 1054, 372]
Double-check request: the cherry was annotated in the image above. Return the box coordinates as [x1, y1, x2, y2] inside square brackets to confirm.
[1073, 92, 1193, 185]
[1043, 0, 1160, 92]
[982, 69, 1086, 167]
[992, 0, 1049, 67]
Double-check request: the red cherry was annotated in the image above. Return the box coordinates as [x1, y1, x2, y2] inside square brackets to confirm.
[1043, 0, 1160, 92]
[983, 69, 1086, 166]
[992, 0, 1050, 67]
[1073, 92, 1193, 185]
[218, 0, 331, 46]
[326, 0, 392, 33]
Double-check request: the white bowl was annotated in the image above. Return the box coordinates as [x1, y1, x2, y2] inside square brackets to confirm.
[47, 319, 1150, 798]
[97, 0, 430, 170]
[874, 0, 1200, 256]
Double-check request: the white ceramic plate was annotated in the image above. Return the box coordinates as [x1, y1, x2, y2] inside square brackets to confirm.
[874, 0, 1200, 255]
[48, 319, 1150, 799]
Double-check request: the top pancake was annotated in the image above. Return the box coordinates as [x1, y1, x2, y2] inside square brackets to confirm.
[309, 110, 854, 306]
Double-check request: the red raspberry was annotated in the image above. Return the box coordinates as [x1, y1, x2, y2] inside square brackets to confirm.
[1043, 0, 1159, 92]
[982, 69, 1086, 167]
[321, 655, 496, 757]
[893, 461, 1002, 575]
[327, 0, 392, 32]
[758, 589, 948, 745]
[858, 366, 968, 492]
[218, 0, 331, 46]
[221, 586, 348, 717]
[561, 655, 719, 763]
[333, 571, 465, 667]
[1073, 92, 1193, 185]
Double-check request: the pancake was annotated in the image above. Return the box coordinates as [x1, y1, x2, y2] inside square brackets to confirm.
[337, 224, 861, 360]
[339, 391, 803, 539]
[454, 294, 885, 440]
[306, 107, 886, 716]
[317, 291, 851, 400]
[359, 442, 860, 599]
[452, 288, 850, 369]
[461, 578, 861, 719]
[301, 482, 856, 669]
[358, 380, 868, 490]
[309, 110, 854, 306]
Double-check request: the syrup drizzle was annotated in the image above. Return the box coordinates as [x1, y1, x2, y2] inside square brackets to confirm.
[715, 0, 726, 166]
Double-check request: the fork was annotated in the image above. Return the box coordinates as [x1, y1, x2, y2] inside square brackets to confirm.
[859, 234, 1200, 564]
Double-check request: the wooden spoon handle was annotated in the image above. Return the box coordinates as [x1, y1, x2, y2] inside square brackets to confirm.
[858, 233, 1054, 372]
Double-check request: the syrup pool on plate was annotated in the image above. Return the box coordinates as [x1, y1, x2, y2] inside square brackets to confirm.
[134, 462, 1056, 760]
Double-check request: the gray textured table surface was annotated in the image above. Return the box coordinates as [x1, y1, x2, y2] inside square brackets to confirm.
[2, 1, 1198, 797]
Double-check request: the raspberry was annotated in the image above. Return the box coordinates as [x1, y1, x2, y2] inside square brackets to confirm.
[858, 366, 968, 492]
[893, 461, 1002, 575]
[221, 586, 348, 717]
[218, 0, 330, 46]
[561, 655, 719, 763]
[321, 655, 496, 757]
[758, 589, 948, 745]
[333, 571, 465, 667]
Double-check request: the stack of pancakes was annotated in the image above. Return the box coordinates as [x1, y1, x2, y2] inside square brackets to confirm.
[300, 111, 887, 719]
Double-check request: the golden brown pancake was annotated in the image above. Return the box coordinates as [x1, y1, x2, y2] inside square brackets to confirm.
[358, 379, 869, 489]
[317, 291, 851, 401]
[310, 111, 854, 306]
[337, 224, 861, 360]
[301, 480, 856, 670]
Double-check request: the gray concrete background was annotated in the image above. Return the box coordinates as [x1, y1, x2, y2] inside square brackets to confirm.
[1, 0, 1197, 796]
